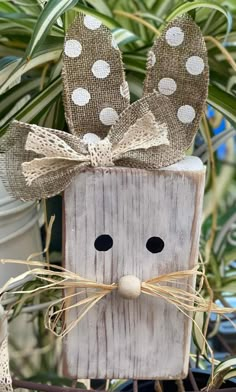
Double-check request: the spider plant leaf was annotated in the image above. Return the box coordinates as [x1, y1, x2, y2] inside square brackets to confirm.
[0, 77, 62, 136]
[0, 45, 61, 94]
[86, 0, 112, 17]
[166, 1, 232, 34]
[25, 0, 77, 59]
[0, 78, 41, 120]
[208, 85, 236, 126]
[112, 28, 140, 46]
[74, 4, 120, 29]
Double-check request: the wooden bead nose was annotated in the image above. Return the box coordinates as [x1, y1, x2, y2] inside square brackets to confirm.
[118, 275, 141, 299]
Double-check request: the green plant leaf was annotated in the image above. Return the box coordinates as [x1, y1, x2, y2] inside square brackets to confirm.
[195, 128, 236, 163]
[74, 4, 120, 29]
[166, 1, 232, 34]
[86, 0, 112, 17]
[207, 85, 236, 126]
[0, 77, 62, 136]
[0, 78, 41, 119]
[224, 369, 236, 380]
[192, 311, 208, 356]
[0, 57, 21, 86]
[25, 0, 77, 59]
[0, 2, 19, 13]
[213, 356, 236, 376]
[16, 0, 42, 15]
[113, 28, 140, 46]
[0, 12, 36, 31]
[0, 47, 61, 94]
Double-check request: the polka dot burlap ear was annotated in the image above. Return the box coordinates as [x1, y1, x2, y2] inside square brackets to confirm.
[62, 13, 129, 138]
[144, 15, 208, 150]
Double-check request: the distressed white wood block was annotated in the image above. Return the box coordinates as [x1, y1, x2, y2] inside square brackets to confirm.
[63, 156, 205, 379]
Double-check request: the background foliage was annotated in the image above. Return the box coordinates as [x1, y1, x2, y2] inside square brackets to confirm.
[0, 0, 236, 390]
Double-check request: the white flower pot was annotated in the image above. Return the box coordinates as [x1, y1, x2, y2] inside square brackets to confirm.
[0, 178, 42, 286]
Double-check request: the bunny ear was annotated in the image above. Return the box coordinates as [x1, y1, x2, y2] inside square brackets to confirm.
[62, 13, 130, 139]
[144, 15, 209, 148]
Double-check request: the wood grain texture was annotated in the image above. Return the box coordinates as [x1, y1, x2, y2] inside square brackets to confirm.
[63, 156, 205, 379]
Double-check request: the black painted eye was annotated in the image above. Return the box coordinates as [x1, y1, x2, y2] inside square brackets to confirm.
[146, 237, 164, 253]
[94, 234, 113, 251]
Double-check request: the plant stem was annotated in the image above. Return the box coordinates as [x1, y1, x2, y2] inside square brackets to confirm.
[204, 36, 236, 72]
[113, 10, 160, 35]
[202, 114, 217, 265]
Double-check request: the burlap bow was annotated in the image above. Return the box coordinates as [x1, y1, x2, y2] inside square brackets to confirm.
[22, 111, 169, 187]
[0, 92, 183, 200]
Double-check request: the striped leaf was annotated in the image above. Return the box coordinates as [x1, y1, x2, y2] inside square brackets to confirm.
[0, 77, 62, 136]
[0, 78, 41, 119]
[74, 4, 120, 29]
[208, 85, 236, 126]
[25, 0, 78, 58]
[112, 28, 140, 45]
[0, 44, 61, 94]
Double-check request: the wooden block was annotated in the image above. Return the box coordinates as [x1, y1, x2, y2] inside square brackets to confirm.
[63, 156, 205, 379]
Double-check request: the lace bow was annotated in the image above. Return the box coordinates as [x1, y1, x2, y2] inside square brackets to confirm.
[22, 111, 169, 186]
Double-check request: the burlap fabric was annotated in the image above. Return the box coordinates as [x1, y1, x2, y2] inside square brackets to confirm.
[0, 14, 208, 201]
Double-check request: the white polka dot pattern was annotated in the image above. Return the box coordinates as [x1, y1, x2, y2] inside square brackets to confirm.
[165, 27, 184, 47]
[92, 60, 110, 79]
[72, 88, 91, 106]
[64, 40, 82, 58]
[99, 108, 119, 125]
[84, 15, 101, 30]
[177, 105, 196, 124]
[186, 56, 204, 75]
[158, 78, 177, 95]
[83, 133, 101, 144]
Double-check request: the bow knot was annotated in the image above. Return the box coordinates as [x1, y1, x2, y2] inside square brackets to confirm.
[88, 138, 114, 167]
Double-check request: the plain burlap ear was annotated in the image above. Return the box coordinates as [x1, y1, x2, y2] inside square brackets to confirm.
[0, 121, 88, 201]
[144, 15, 209, 149]
[62, 13, 130, 139]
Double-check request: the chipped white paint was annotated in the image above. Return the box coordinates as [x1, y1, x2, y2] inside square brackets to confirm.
[64, 157, 205, 379]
